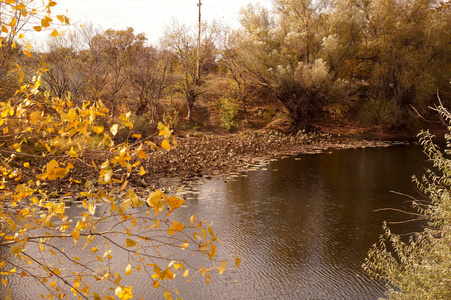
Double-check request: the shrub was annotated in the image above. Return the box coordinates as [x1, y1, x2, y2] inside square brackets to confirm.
[357, 98, 404, 127]
[363, 104, 451, 299]
[220, 98, 240, 131]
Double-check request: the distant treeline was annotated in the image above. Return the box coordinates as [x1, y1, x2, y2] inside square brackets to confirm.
[1, 0, 450, 129]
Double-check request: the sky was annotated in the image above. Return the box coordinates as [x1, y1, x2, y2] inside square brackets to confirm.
[50, 0, 273, 45]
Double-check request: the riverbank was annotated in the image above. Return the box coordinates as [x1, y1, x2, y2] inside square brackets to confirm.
[137, 129, 397, 190]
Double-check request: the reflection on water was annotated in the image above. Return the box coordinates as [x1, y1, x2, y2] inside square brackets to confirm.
[2, 145, 427, 299]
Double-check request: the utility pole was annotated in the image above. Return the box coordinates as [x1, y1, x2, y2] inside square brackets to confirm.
[196, 0, 202, 80]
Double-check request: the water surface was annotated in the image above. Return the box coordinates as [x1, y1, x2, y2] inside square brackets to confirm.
[2, 145, 428, 299]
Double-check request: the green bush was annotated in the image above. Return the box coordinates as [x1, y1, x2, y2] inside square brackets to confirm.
[220, 98, 240, 131]
[162, 107, 180, 130]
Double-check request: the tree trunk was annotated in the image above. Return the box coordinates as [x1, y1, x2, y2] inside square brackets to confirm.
[187, 101, 194, 123]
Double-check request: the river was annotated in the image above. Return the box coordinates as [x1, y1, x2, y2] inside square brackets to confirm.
[2, 144, 428, 299]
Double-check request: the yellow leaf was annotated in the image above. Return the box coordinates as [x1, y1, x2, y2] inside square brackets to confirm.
[206, 274, 210, 285]
[10, 244, 21, 255]
[144, 141, 157, 148]
[71, 229, 80, 244]
[139, 166, 146, 176]
[1, 279, 6, 286]
[125, 238, 136, 247]
[190, 214, 196, 224]
[29, 111, 40, 124]
[68, 147, 79, 158]
[57, 15, 65, 23]
[167, 221, 185, 235]
[33, 26, 42, 32]
[23, 162, 30, 168]
[217, 262, 226, 274]
[104, 169, 113, 183]
[92, 126, 104, 134]
[235, 256, 241, 268]
[110, 124, 118, 136]
[183, 269, 189, 277]
[209, 243, 216, 259]
[179, 243, 189, 250]
[166, 196, 185, 215]
[115, 286, 133, 300]
[8, 17, 17, 27]
[137, 150, 147, 159]
[93, 292, 101, 300]
[161, 139, 171, 150]
[53, 268, 61, 275]
[132, 134, 142, 139]
[164, 290, 172, 300]
[158, 122, 172, 138]
[41, 17, 50, 28]
[2, 25, 8, 33]
[23, 50, 32, 57]
[0, 261, 4, 268]
[125, 264, 132, 276]
[7, 218, 16, 231]
[51, 29, 59, 37]
[146, 191, 164, 216]
[88, 202, 96, 215]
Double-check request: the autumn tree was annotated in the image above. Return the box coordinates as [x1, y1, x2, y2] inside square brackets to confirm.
[0, 76, 232, 299]
[0, 0, 69, 100]
[324, 0, 451, 123]
[161, 20, 220, 123]
[128, 46, 172, 124]
[0, 3, 234, 300]
[76, 23, 111, 103]
[35, 32, 86, 101]
[237, 1, 338, 125]
[90, 27, 147, 116]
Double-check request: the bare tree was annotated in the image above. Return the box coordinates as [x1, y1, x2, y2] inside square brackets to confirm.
[161, 20, 220, 123]
[129, 46, 173, 124]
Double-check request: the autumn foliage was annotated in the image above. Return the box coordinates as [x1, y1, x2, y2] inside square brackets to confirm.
[0, 70, 237, 299]
[0, 3, 236, 299]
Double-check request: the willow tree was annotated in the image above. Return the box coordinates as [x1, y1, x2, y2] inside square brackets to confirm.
[237, 1, 336, 126]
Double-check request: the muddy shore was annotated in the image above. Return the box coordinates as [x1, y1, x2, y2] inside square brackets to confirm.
[138, 130, 404, 190]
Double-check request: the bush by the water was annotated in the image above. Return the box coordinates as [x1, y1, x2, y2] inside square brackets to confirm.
[363, 104, 451, 299]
